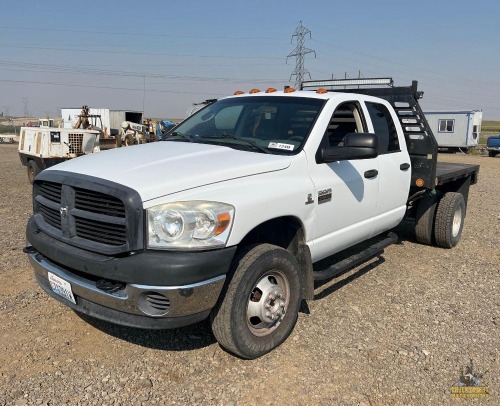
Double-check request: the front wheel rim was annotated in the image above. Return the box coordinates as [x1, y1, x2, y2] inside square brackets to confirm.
[452, 205, 463, 237]
[246, 270, 290, 337]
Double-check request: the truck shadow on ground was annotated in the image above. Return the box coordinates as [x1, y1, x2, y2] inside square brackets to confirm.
[75, 312, 216, 351]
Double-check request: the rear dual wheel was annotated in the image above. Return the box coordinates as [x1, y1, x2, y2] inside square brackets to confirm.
[434, 192, 465, 248]
[210, 244, 302, 359]
[415, 191, 466, 248]
[415, 194, 439, 245]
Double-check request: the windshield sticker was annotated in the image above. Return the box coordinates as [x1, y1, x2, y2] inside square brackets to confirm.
[268, 142, 295, 151]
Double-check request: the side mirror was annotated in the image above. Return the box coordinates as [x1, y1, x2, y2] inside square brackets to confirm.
[317, 132, 378, 163]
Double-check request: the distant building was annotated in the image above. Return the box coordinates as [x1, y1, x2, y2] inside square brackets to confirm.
[424, 110, 482, 151]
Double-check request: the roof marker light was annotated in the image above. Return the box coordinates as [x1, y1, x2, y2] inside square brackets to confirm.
[265, 87, 277, 93]
[234, 90, 244, 95]
[284, 87, 296, 93]
[316, 88, 328, 94]
[249, 88, 260, 94]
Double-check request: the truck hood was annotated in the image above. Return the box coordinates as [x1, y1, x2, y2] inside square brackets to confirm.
[47, 142, 292, 201]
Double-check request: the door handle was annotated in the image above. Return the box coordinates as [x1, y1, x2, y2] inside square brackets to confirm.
[364, 169, 378, 179]
[400, 163, 410, 171]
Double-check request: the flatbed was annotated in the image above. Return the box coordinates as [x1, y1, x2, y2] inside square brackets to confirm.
[435, 162, 479, 186]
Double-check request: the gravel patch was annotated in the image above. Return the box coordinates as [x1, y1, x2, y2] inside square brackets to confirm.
[0, 144, 498, 405]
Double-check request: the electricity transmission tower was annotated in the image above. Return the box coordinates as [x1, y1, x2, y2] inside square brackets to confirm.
[287, 21, 316, 89]
[22, 97, 29, 117]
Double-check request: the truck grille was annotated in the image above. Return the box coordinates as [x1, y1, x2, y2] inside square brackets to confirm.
[39, 181, 62, 203]
[74, 187, 126, 217]
[33, 175, 143, 255]
[39, 205, 61, 229]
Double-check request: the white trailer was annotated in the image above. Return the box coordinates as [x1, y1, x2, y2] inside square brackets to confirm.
[61, 108, 143, 137]
[18, 127, 100, 183]
[424, 110, 482, 151]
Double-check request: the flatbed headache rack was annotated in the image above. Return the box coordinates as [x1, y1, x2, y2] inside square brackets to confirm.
[301, 78, 438, 190]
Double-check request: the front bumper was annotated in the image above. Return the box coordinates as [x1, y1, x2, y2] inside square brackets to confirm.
[28, 248, 227, 329]
[26, 214, 237, 329]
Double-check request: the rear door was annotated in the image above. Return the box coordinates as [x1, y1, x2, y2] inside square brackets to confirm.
[364, 99, 411, 235]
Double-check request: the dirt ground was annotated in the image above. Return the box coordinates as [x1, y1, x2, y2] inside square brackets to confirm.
[0, 144, 498, 405]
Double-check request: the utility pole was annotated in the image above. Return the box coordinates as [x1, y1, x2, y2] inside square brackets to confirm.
[287, 21, 316, 89]
[22, 97, 29, 117]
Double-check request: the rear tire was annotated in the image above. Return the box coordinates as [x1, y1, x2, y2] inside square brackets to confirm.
[27, 160, 40, 184]
[415, 194, 439, 245]
[210, 244, 302, 359]
[434, 192, 465, 248]
[489, 151, 497, 157]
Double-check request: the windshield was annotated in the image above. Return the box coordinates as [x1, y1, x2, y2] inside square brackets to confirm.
[163, 96, 326, 154]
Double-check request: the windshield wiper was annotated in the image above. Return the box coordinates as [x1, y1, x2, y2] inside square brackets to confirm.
[162, 131, 193, 142]
[200, 134, 270, 154]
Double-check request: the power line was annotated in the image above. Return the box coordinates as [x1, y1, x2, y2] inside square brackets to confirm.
[0, 44, 284, 60]
[22, 97, 29, 117]
[0, 25, 285, 41]
[0, 60, 287, 83]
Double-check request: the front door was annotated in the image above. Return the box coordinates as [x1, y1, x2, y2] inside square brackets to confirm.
[308, 100, 379, 261]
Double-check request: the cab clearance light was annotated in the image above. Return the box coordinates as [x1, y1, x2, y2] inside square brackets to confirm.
[265, 87, 277, 93]
[234, 90, 244, 95]
[316, 88, 328, 94]
[284, 87, 296, 93]
[249, 88, 260, 94]
[416, 179, 424, 187]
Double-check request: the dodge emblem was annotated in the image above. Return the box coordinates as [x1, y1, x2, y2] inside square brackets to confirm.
[59, 206, 68, 219]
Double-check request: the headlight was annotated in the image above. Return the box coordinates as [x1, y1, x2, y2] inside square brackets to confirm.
[147, 201, 234, 250]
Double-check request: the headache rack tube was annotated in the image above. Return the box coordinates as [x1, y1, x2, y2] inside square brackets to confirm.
[301, 79, 438, 189]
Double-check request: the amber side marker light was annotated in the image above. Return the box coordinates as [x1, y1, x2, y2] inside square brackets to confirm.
[249, 88, 260, 94]
[265, 87, 277, 93]
[215, 213, 232, 236]
[284, 87, 296, 93]
[234, 90, 244, 95]
[416, 179, 425, 187]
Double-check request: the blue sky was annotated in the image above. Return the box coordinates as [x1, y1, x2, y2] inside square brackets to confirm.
[1, 0, 499, 119]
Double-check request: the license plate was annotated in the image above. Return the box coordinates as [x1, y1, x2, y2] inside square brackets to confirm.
[48, 272, 76, 304]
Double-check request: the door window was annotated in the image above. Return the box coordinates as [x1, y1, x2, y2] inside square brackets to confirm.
[324, 102, 366, 147]
[365, 102, 400, 154]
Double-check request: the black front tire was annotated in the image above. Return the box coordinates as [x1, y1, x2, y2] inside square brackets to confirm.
[434, 192, 466, 248]
[27, 160, 40, 184]
[210, 244, 302, 359]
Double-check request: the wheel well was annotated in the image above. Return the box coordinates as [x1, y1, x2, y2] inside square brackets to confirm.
[239, 217, 300, 250]
[238, 217, 314, 300]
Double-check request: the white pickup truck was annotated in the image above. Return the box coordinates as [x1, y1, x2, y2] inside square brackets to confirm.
[24, 79, 479, 359]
